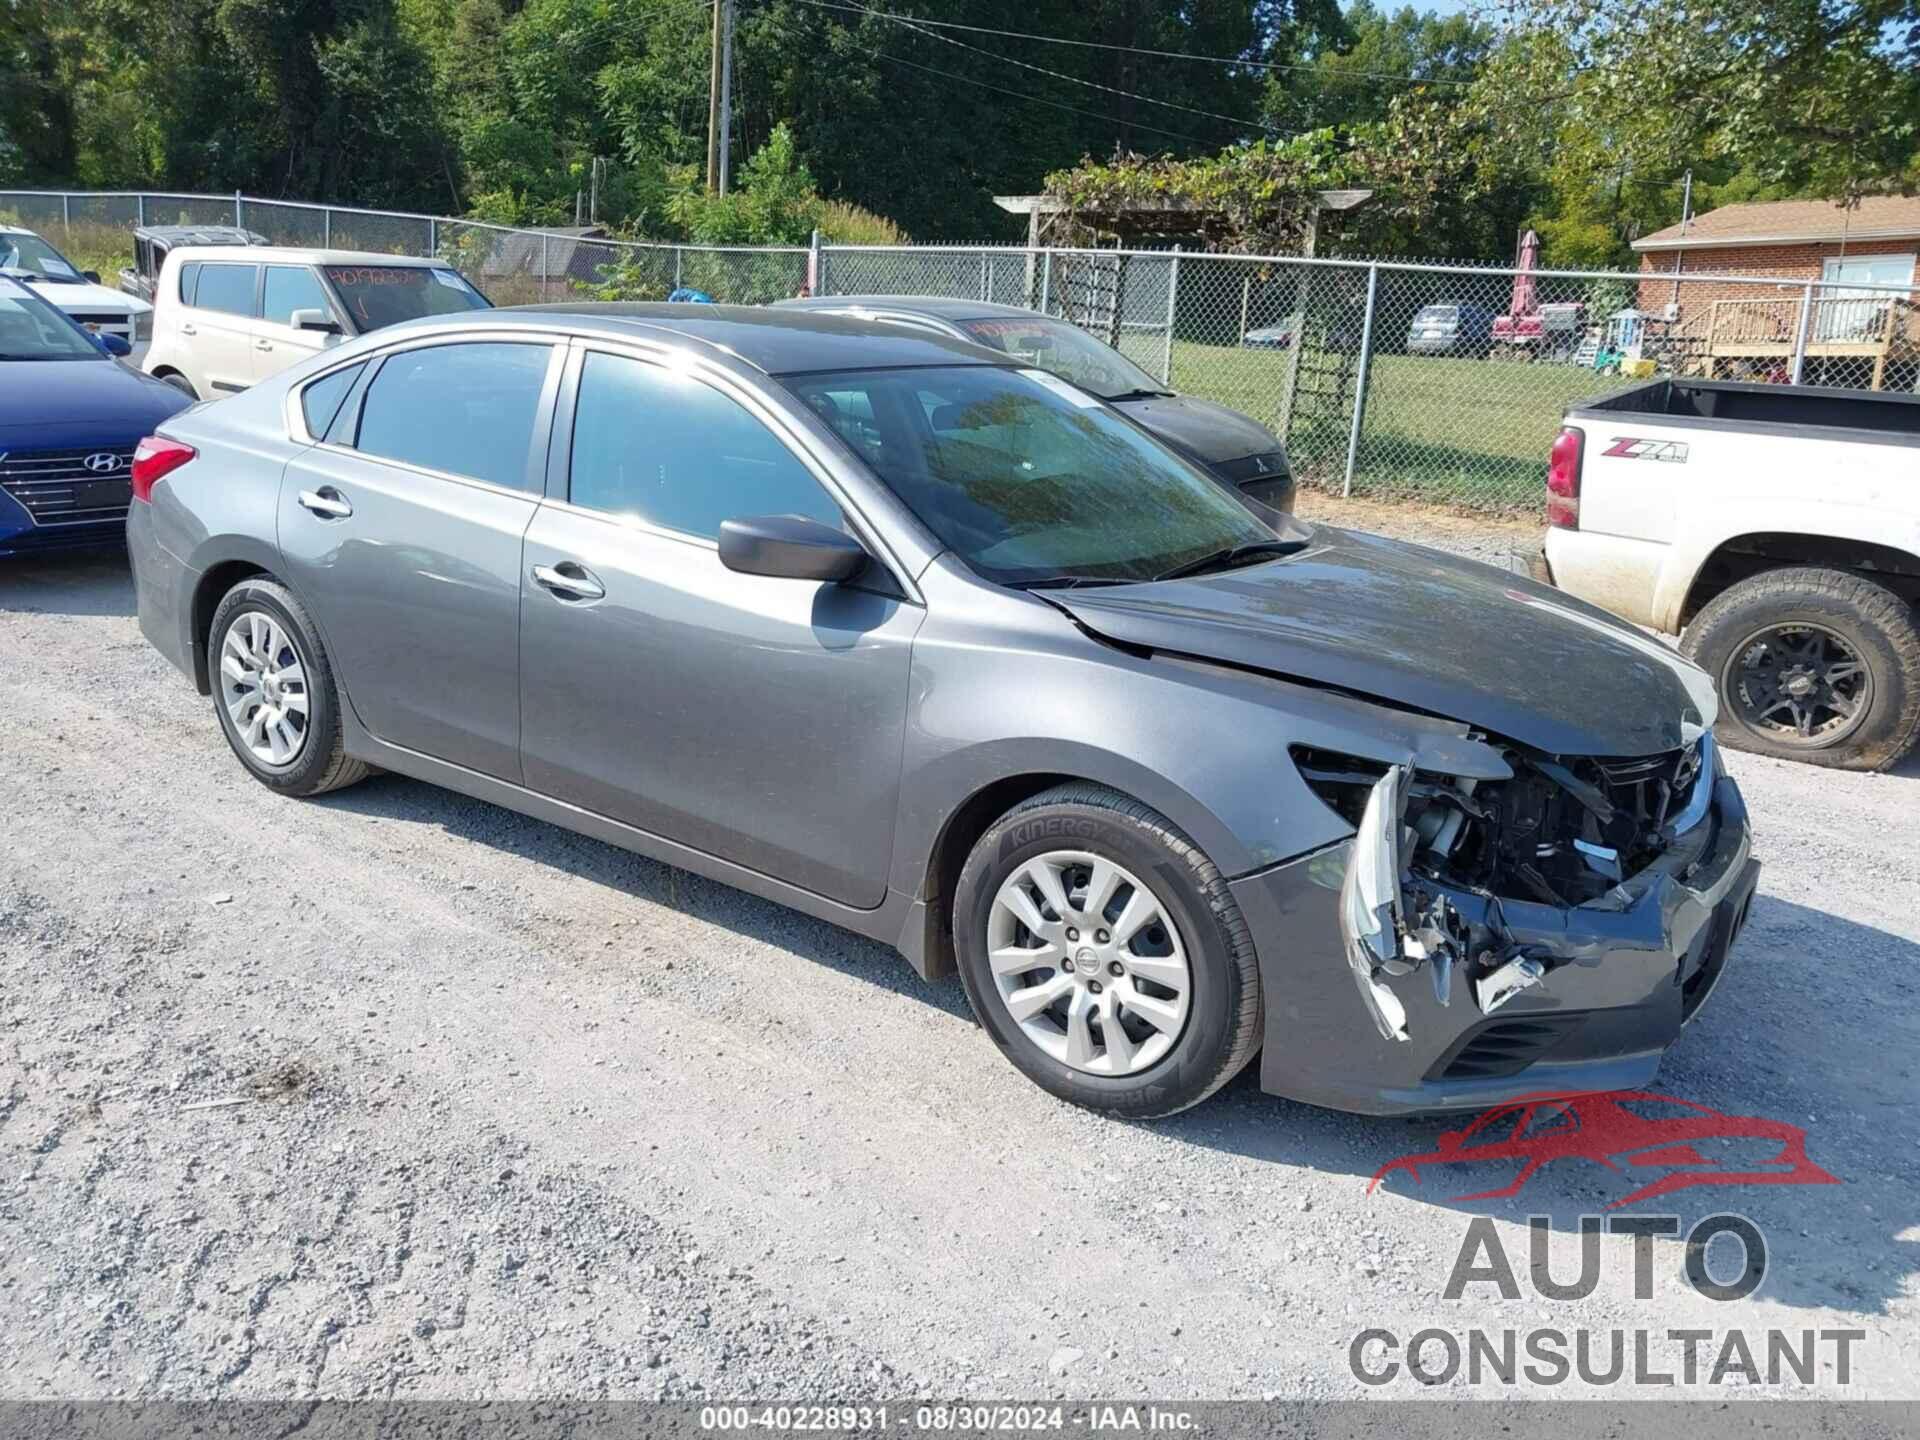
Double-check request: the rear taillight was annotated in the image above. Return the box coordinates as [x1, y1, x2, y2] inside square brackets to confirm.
[1546, 425, 1583, 529]
[130, 436, 196, 503]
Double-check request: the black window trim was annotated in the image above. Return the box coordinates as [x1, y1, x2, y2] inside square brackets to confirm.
[261, 262, 339, 332]
[544, 336, 917, 603]
[315, 333, 565, 498]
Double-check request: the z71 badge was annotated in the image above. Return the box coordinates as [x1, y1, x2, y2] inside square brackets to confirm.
[1603, 436, 1690, 462]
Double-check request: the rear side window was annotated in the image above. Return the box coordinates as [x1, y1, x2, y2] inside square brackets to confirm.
[194, 264, 256, 317]
[354, 342, 550, 490]
[177, 262, 201, 305]
[568, 350, 841, 538]
[301, 363, 365, 440]
[263, 266, 331, 326]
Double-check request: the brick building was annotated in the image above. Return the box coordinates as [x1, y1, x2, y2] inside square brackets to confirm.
[1632, 197, 1920, 389]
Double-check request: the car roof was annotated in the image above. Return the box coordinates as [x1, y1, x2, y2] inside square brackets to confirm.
[136, 225, 266, 245]
[506, 302, 1009, 376]
[776, 294, 1052, 324]
[161, 245, 453, 267]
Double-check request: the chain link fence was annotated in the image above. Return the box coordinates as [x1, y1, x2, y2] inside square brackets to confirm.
[5, 189, 1915, 514]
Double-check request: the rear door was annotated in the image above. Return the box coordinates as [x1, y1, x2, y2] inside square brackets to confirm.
[278, 337, 562, 780]
[182, 260, 260, 395]
[253, 264, 338, 381]
[517, 341, 921, 906]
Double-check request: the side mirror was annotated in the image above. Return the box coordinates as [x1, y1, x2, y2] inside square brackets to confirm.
[718, 515, 867, 583]
[96, 332, 132, 357]
[82, 269, 101, 284]
[290, 308, 343, 335]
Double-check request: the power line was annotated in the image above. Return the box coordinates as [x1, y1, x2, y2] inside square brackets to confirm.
[787, 0, 1483, 89]
[841, 41, 1218, 146]
[861, 8, 1288, 138]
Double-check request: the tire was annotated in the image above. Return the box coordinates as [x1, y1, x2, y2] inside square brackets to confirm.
[1681, 566, 1920, 771]
[952, 783, 1262, 1118]
[160, 372, 198, 400]
[207, 577, 370, 796]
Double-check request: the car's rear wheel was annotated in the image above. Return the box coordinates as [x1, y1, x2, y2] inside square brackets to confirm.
[1682, 566, 1920, 771]
[208, 578, 369, 796]
[952, 784, 1262, 1118]
[159, 372, 198, 400]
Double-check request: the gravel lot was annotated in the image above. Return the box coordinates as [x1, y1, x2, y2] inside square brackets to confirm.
[3, 501, 1917, 1402]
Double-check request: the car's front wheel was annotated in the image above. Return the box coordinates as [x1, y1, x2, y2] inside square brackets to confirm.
[208, 577, 369, 796]
[953, 784, 1262, 1118]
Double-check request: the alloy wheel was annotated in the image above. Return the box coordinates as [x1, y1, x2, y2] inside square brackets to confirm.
[219, 610, 311, 767]
[986, 851, 1192, 1076]
[1722, 621, 1872, 748]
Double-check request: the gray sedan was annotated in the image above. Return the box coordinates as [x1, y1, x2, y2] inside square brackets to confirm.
[127, 305, 1758, 1118]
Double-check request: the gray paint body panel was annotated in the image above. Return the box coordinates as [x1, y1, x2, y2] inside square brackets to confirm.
[128, 304, 1758, 1116]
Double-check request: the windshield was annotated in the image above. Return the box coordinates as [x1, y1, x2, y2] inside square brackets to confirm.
[321, 265, 491, 331]
[0, 279, 105, 359]
[954, 316, 1166, 400]
[0, 232, 87, 284]
[786, 365, 1276, 586]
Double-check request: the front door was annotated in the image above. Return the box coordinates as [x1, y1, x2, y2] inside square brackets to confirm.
[252, 263, 338, 382]
[278, 338, 561, 780]
[518, 345, 921, 907]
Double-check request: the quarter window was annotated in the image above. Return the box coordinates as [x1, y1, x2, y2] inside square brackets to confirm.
[354, 343, 552, 491]
[193, 263, 257, 317]
[301, 363, 365, 440]
[177, 261, 201, 305]
[263, 266, 332, 327]
[568, 351, 841, 538]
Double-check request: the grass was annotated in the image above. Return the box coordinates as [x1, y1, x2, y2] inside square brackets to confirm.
[1160, 340, 1627, 514]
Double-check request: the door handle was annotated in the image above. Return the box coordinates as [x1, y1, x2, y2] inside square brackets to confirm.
[255, 338, 273, 351]
[297, 487, 352, 519]
[531, 562, 606, 602]
[180, 323, 197, 336]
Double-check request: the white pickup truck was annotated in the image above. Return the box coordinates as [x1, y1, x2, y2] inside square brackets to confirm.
[1537, 377, 1920, 771]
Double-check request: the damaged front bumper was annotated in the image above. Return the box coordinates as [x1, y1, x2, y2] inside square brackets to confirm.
[1230, 755, 1759, 1116]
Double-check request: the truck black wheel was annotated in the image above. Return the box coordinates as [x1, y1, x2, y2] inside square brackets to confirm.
[952, 784, 1263, 1119]
[1682, 567, 1920, 771]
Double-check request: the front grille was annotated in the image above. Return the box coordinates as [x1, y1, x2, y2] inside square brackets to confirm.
[1430, 1015, 1581, 1081]
[67, 312, 131, 330]
[0, 447, 137, 526]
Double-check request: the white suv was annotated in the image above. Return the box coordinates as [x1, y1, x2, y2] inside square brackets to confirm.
[142, 245, 492, 399]
[0, 223, 153, 362]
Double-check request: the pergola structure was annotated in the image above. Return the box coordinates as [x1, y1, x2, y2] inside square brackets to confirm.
[992, 189, 1375, 257]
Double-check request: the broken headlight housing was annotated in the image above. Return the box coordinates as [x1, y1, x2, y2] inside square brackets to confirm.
[1295, 736, 1712, 1043]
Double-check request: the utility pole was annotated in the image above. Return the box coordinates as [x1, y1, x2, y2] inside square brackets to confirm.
[716, 0, 735, 195]
[704, 0, 728, 193]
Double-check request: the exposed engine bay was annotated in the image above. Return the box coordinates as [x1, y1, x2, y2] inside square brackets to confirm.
[1296, 734, 1714, 1043]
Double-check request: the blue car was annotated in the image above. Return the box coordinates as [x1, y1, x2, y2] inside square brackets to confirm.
[0, 273, 191, 557]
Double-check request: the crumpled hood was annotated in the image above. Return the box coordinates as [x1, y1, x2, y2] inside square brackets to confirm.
[1053, 527, 1717, 758]
[1111, 393, 1281, 466]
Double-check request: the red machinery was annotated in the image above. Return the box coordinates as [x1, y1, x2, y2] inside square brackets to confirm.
[1491, 228, 1585, 360]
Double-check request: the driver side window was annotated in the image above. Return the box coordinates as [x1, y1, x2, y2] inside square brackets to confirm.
[568, 350, 842, 540]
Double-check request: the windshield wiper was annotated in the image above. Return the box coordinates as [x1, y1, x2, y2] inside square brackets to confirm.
[1009, 574, 1136, 591]
[1103, 387, 1176, 401]
[1153, 539, 1307, 582]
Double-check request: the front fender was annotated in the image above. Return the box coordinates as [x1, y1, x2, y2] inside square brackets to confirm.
[889, 596, 1510, 900]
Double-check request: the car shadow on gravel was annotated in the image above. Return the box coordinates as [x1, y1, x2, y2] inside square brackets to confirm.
[0, 545, 133, 616]
[1157, 891, 1920, 1318]
[313, 773, 978, 1024]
